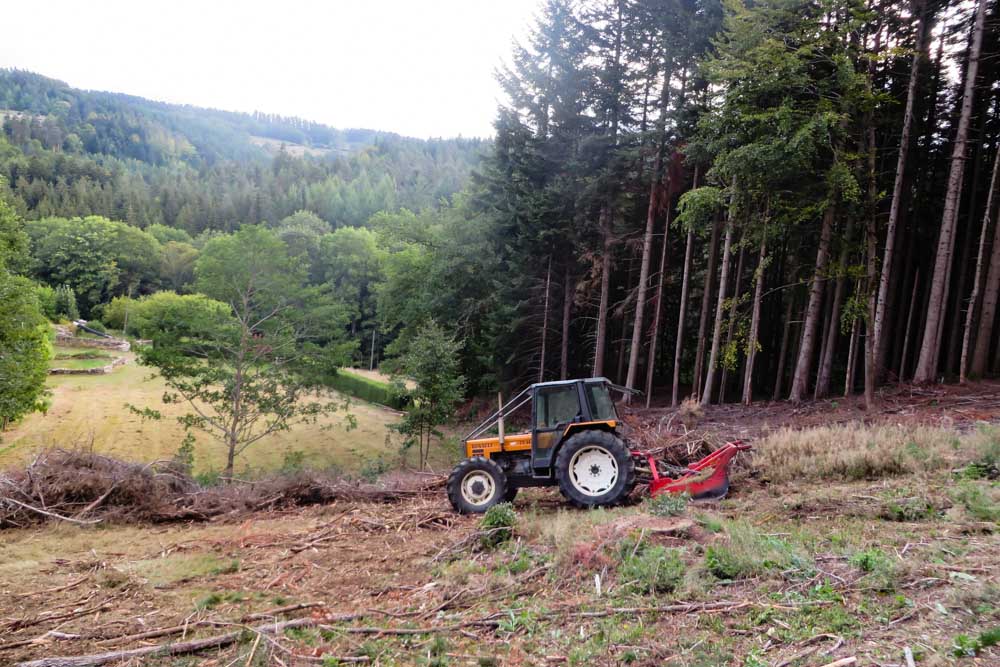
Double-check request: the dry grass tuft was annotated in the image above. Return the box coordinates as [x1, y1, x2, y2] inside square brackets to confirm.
[677, 397, 703, 428]
[752, 423, 992, 483]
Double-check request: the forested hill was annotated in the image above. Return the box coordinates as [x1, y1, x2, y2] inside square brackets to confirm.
[0, 69, 484, 230]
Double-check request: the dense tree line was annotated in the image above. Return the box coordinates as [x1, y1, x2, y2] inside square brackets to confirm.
[378, 0, 1000, 406]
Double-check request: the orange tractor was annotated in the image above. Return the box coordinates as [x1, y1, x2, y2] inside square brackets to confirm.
[447, 378, 749, 513]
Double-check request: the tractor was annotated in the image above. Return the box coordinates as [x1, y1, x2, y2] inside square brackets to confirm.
[446, 377, 749, 514]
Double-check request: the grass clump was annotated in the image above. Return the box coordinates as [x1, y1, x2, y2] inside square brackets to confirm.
[617, 536, 686, 594]
[951, 481, 1000, 523]
[849, 548, 898, 591]
[644, 492, 689, 517]
[479, 502, 516, 549]
[704, 520, 812, 580]
[880, 496, 938, 522]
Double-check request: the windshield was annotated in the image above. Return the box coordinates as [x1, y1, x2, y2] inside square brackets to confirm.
[586, 382, 618, 421]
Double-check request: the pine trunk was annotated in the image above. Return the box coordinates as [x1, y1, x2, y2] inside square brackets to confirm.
[742, 235, 767, 405]
[913, 0, 987, 383]
[539, 257, 552, 383]
[593, 205, 613, 376]
[815, 220, 852, 398]
[872, 0, 931, 371]
[669, 227, 695, 407]
[626, 65, 672, 396]
[789, 206, 835, 401]
[969, 147, 1000, 377]
[693, 216, 721, 398]
[646, 204, 676, 407]
[773, 291, 796, 401]
[719, 241, 746, 404]
[900, 270, 921, 381]
[701, 220, 734, 406]
[561, 266, 573, 380]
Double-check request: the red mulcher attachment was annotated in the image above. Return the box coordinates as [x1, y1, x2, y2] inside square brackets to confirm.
[635, 440, 751, 501]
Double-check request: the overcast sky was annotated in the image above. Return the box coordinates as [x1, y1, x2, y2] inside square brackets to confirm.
[0, 0, 539, 139]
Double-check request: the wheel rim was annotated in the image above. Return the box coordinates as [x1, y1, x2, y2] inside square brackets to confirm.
[568, 445, 619, 497]
[460, 470, 496, 506]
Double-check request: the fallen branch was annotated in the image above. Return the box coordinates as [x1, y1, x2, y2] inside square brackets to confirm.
[94, 602, 328, 645]
[15, 614, 358, 667]
[1, 498, 101, 525]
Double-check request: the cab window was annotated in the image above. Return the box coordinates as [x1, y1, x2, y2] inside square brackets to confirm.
[536, 385, 580, 428]
[586, 383, 618, 421]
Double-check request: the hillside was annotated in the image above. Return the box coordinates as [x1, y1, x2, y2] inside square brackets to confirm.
[0, 70, 484, 231]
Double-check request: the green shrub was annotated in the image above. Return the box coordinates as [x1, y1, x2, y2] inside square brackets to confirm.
[359, 456, 389, 482]
[952, 627, 1000, 657]
[952, 482, 1000, 523]
[324, 369, 408, 409]
[479, 502, 516, 549]
[704, 521, 812, 580]
[35, 283, 57, 320]
[54, 284, 79, 320]
[881, 496, 936, 522]
[849, 548, 898, 591]
[645, 492, 689, 517]
[618, 541, 686, 594]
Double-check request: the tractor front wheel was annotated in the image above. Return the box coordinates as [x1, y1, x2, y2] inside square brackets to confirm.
[555, 430, 635, 508]
[447, 457, 508, 514]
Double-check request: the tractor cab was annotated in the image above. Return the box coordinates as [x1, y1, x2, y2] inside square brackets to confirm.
[448, 378, 636, 513]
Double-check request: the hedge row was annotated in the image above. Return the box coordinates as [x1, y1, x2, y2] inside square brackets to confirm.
[325, 369, 409, 410]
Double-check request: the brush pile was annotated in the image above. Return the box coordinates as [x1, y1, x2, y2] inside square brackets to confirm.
[0, 449, 440, 529]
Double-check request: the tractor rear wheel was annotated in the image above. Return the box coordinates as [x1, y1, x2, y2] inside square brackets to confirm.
[555, 430, 635, 508]
[447, 457, 508, 514]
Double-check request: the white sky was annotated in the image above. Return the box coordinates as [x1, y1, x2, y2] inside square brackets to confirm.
[0, 0, 539, 139]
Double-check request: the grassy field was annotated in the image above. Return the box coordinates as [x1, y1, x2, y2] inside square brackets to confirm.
[0, 352, 436, 475]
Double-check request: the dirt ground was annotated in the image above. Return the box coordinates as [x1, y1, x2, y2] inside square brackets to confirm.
[1, 479, 996, 666]
[1, 383, 998, 666]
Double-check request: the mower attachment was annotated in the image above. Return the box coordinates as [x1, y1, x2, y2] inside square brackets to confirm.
[639, 441, 751, 501]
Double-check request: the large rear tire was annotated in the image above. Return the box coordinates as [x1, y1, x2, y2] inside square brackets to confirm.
[555, 430, 635, 508]
[447, 457, 508, 514]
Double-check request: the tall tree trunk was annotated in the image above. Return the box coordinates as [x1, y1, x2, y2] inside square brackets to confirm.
[844, 315, 859, 397]
[561, 266, 574, 380]
[669, 218, 696, 406]
[646, 200, 677, 407]
[969, 147, 1000, 377]
[872, 0, 931, 371]
[701, 218, 734, 406]
[914, 0, 987, 383]
[815, 220, 853, 398]
[539, 256, 551, 383]
[693, 216, 721, 399]
[742, 234, 768, 405]
[773, 291, 796, 401]
[626, 64, 673, 396]
[946, 113, 990, 375]
[900, 270, 921, 381]
[719, 241, 746, 404]
[790, 205, 835, 401]
[593, 206, 613, 376]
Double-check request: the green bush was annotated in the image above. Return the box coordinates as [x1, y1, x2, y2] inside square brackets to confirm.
[645, 492, 689, 517]
[35, 283, 57, 321]
[849, 548, 898, 591]
[952, 481, 1000, 523]
[54, 284, 79, 320]
[324, 369, 408, 409]
[479, 502, 516, 549]
[704, 521, 812, 580]
[618, 540, 686, 594]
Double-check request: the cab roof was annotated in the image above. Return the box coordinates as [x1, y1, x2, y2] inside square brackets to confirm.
[529, 377, 612, 390]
